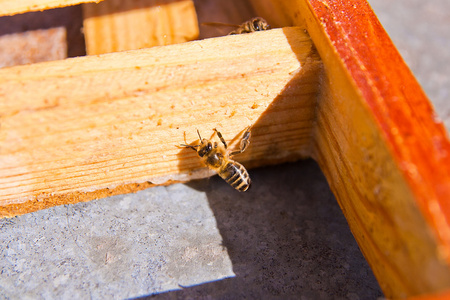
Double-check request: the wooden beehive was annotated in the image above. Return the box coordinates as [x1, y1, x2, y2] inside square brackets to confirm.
[1, 0, 450, 299]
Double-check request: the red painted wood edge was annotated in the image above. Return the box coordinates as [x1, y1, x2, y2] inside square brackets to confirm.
[407, 289, 450, 300]
[308, 0, 450, 259]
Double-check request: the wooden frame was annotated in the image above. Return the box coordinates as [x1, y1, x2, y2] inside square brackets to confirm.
[0, 27, 320, 216]
[0, 0, 101, 16]
[82, 0, 199, 54]
[1, 0, 450, 298]
[266, 0, 450, 297]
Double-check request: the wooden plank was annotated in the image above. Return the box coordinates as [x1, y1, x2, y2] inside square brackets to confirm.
[0, 0, 102, 16]
[82, 0, 199, 55]
[407, 289, 450, 300]
[0, 27, 322, 217]
[0, 27, 67, 68]
[248, 0, 450, 298]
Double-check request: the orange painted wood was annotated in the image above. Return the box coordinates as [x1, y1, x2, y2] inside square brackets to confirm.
[307, 0, 450, 252]
[407, 289, 450, 300]
[250, 0, 450, 298]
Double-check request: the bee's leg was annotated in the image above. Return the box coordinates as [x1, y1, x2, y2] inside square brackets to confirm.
[230, 126, 251, 156]
[213, 128, 228, 149]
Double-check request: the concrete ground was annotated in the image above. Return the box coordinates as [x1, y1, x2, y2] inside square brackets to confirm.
[1, 1, 449, 299]
[1, 161, 383, 299]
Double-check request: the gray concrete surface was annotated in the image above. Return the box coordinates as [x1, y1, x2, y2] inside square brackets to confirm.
[368, 0, 450, 132]
[1, 1, 449, 299]
[1, 160, 382, 299]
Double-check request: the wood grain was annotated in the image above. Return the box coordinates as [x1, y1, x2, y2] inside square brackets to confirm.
[0, 27, 322, 217]
[247, 0, 450, 298]
[0, 27, 67, 68]
[407, 289, 450, 300]
[82, 0, 199, 55]
[0, 0, 102, 16]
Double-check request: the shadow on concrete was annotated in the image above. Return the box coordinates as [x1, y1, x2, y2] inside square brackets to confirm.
[137, 160, 383, 299]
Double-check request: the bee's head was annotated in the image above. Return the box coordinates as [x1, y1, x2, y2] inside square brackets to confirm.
[197, 139, 213, 157]
[251, 17, 270, 31]
[180, 130, 215, 157]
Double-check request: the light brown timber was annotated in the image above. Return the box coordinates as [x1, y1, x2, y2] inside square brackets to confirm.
[82, 0, 199, 55]
[0, 0, 102, 16]
[0, 27, 67, 68]
[0, 27, 321, 217]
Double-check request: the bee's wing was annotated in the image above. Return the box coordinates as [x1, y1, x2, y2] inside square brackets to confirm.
[200, 22, 240, 28]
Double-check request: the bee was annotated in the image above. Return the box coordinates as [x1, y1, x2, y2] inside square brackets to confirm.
[201, 17, 270, 35]
[228, 17, 271, 35]
[180, 127, 252, 192]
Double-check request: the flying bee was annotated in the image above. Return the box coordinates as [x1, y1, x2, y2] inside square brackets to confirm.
[180, 127, 252, 192]
[229, 17, 271, 35]
[201, 17, 270, 35]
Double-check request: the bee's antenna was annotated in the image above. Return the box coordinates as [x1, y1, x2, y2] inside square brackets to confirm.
[180, 144, 197, 148]
[180, 144, 199, 151]
[197, 129, 202, 141]
[201, 22, 240, 28]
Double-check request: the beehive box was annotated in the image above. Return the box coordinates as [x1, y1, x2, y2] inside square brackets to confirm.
[1, 0, 450, 298]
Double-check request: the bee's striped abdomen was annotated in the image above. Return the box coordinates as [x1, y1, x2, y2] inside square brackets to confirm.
[219, 161, 251, 192]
